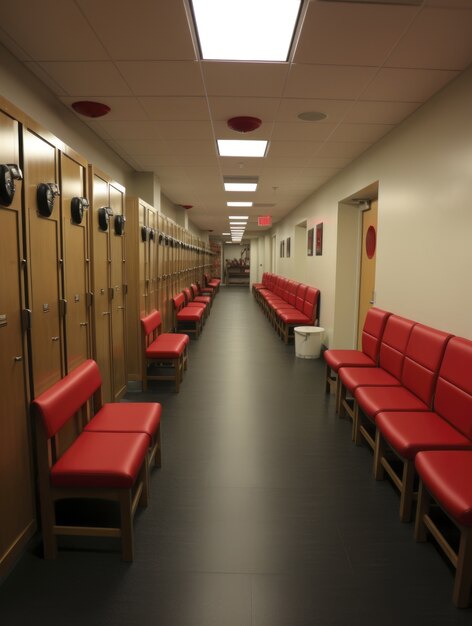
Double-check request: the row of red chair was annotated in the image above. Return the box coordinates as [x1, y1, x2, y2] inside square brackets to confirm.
[324, 308, 472, 607]
[32, 359, 162, 561]
[252, 272, 320, 344]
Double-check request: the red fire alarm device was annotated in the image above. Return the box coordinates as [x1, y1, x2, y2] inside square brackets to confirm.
[258, 215, 272, 227]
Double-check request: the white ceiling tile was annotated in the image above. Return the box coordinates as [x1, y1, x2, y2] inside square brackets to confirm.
[138, 97, 210, 120]
[178, 155, 220, 167]
[115, 139, 170, 156]
[132, 155, 183, 169]
[316, 142, 372, 159]
[208, 97, 281, 122]
[89, 120, 165, 140]
[344, 100, 421, 124]
[152, 121, 214, 141]
[268, 141, 321, 158]
[361, 67, 460, 102]
[77, 0, 196, 61]
[159, 139, 217, 156]
[0, 0, 108, 61]
[425, 0, 472, 6]
[329, 123, 394, 143]
[25, 63, 68, 96]
[117, 61, 204, 96]
[203, 62, 289, 97]
[386, 8, 472, 70]
[276, 99, 354, 123]
[271, 122, 337, 142]
[295, 2, 418, 66]
[285, 65, 378, 100]
[36, 61, 132, 96]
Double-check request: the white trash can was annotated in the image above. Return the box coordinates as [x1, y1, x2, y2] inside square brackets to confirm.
[294, 326, 325, 359]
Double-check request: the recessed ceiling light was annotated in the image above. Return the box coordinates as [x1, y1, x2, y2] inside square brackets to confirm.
[222, 232, 231, 235]
[228, 216, 249, 220]
[227, 202, 253, 207]
[191, 0, 302, 62]
[229, 221, 247, 225]
[297, 111, 328, 122]
[218, 140, 268, 158]
[224, 176, 258, 192]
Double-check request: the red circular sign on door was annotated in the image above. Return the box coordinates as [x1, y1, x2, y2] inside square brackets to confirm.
[366, 225, 376, 259]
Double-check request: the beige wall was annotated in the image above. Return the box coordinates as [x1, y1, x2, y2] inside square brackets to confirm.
[263, 66, 472, 348]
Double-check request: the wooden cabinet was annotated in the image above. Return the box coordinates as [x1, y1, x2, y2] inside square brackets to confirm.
[0, 105, 36, 579]
[89, 167, 127, 402]
[125, 197, 159, 388]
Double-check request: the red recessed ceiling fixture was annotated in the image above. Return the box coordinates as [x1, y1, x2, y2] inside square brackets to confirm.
[181, 204, 193, 210]
[227, 116, 262, 133]
[71, 101, 111, 118]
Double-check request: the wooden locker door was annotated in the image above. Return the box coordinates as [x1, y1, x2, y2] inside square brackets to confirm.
[109, 182, 127, 401]
[60, 151, 90, 372]
[0, 111, 36, 577]
[148, 208, 157, 312]
[90, 171, 113, 402]
[157, 214, 165, 321]
[23, 128, 63, 396]
[139, 201, 148, 316]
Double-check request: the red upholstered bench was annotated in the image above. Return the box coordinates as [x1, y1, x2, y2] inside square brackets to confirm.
[32, 359, 162, 560]
[204, 273, 220, 292]
[141, 309, 189, 393]
[353, 323, 452, 449]
[415, 450, 472, 607]
[324, 307, 391, 411]
[183, 286, 209, 322]
[173, 292, 204, 338]
[197, 279, 216, 299]
[374, 336, 472, 522]
[277, 285, 320, 344]
[337, 314, 415, 429]
[191, 283, 212, 309]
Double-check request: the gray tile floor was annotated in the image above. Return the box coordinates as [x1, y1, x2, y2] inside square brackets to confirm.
[1, 288, 471, 624]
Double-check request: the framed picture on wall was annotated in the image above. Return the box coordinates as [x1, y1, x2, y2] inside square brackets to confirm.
[316, 223, 323, 256]
[280, 240, 285, 257]
[307, 227, 314, 256]
[286, 237, 291, 258]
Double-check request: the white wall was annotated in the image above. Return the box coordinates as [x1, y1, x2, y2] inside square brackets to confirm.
[260, 66, 472, 348]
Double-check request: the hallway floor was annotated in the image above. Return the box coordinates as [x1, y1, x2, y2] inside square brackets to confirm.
[1, 288, 471, 625]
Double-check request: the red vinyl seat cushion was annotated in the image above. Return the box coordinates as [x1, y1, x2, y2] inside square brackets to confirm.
[278, 311, 312, 324]
[85, 402, 162, 445]
[415, 450, 472, 526]
[324, 350, 375, 372]
[338, 366, 400, 392]
[146, 334, 189, 359]
[355, 385, 429, 421]
[177, 307, 203, 321]
[50, 431, 149, 489]
[376, 411, 472, 460]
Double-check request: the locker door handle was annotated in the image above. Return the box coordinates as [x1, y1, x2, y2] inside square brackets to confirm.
[80, 322, 88, 327]
[118, 306, 125, 310]
[14, 356, 22, 362]
[52, 336, 60, 341]
[102, 311, 111, 316]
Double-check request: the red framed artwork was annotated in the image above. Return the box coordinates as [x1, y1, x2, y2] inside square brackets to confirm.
[307, 227, 314, 256]
[316, 223, 323, 256]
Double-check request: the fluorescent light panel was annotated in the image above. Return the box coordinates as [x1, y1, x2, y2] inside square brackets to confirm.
[218, 140, 268, 158]
[227, 202, 252, 207]
[191, 0, 302, 62]
[229, 222, 247, 225]
[228, 215, 249, 219]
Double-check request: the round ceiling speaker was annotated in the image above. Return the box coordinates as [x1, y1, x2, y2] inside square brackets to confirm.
[227, 116, 262, 133]
[71, 101, 111, 118]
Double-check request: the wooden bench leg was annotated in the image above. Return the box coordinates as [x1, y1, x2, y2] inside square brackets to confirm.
[373, 429, 386, 480]
[174, 357, 181, 393]
[454, 527, 472, 608]
[325, 363, 332, 394]
[352, 403, 362, 445]
[41, 495, 58, 560]
[119, 490, 134, 562]
[399, 459, 415, 523]
[154, 428, 162, 468]
[414, 480, 431, 542]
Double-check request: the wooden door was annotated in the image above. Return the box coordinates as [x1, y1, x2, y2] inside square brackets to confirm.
[109, 182, 127, 401]
[357, 199, 378, 349]
[90, 170, 113, 402]
[23, 127, 63, 396]
[0, 110, 36, 577]
[60, 151, 91, 372]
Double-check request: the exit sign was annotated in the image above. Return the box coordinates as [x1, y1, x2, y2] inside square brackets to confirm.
[258, 215, 272, 227]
